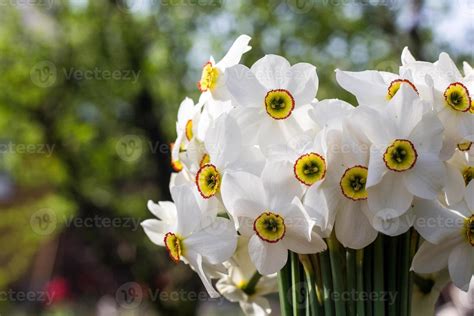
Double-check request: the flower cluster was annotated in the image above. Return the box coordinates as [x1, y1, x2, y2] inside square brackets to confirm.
[142, 35, 474, 315]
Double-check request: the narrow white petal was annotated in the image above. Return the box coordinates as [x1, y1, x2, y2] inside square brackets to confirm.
[335, 202, 378, 249]
[185, 218, 237, 264]
[250, 54, 291, 89]
[282, 231, 326, 254]
[286, 63, 318, 106]
[448, 243, 474, 291]
[248, 235, 288, 275]
[221, 171, 266, 218]
[367, 172, 413, 217]
[225, 64, 266, 108]
[411, 238, 458, 274]
[412, 198, 464, 244]
[464, 181, 474, 211]
[366, 145, 388, 188]
[335, 70, 387, 106]
[171, 185, 201, 236]
[403, 152, 445, 199]
[262, 160, 304, 211]
[205, 114, 242, 168]
[217, 34, 252, 69]
[186, 252, 221, 298]
[141, 219, 170, 247]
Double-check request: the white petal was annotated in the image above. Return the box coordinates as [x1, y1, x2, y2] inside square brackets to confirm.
[403, 152, 445, 199]
[411, 238, 458, 274]
[141, 219, 170, 247]
[437, 52, 463, 82]
[309, 98, 354, 130]
[185, 218, 237, 264]
[248, 235, 288, 275]
[282, 231, 326, 254]
[335, 201, 378, 249]
[225, 65, 266, 108]
[386, 84, 425, 138]
[335, 70, 387, 106]
[177, 97, 195, 125]
[241, 297, 272, 316]
[304, 182, 339, 234]
[217, 34, 252, 69]
[205, 113, 242, 168]
[186, 252, 220, 298]
[250, 54, 291, 89]
[221, 171, 266, 218]
[286, 63, 318, 106]
[412, 198, 464, 244]
[401, 47, 416, 65]
[444, 163, 467, 205]
[367, 172, 413, 217]
[147, 200, 176, 222]
[262, 160, 304, 211]
[171, 185, 201, 236]
[448, 243, 474, 291]
[409, 112, 444, 154]
[229, 106, 262, 146]
[370, 210, 415, 236]
[464, 181, 474, 211]
[366, 145, 388, 188]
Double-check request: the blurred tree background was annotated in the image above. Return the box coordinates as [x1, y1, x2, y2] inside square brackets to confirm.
[0, 0, 471, 315]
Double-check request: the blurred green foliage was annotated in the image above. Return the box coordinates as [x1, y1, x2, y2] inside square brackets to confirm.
[0, 0, 470, 315]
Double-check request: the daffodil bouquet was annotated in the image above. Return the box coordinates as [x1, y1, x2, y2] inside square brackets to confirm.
[142, 35, 474, 316]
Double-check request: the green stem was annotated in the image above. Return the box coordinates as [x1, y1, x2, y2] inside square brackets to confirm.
[319, 251, 335, 316]
[373, 234, 385, 316]
[327, 235, 347, 316]
[363, 243, 373, 316]
[278, 255, 292, 316]
[300, 254, 320, 316]
[310, 254, 325, 309]
[242, 271, 263, 296]
[355, 249, 365, 316]
[387, 236, 398, 316]
[407, 229, 419, 316]
[399, 230, 411, 316]
[291, 251, 303, 316]
[346, 248, 356, 316]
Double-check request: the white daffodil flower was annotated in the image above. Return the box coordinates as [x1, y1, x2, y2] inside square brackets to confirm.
[412, 182, 474, 291]
[141, 185, 237, 298]
[304, 116, 378, 248]
[335, 48, 429, 107]
[359, 86, 446, 224]
[225, 54, 318, 152]
[198, 35, 252, 118]
[216, 236, 277, 316]
[195, 113, 264, 200]
[444, 146, 474, 205]
[400, 50, 474, 143]
[221, 161, 326, 275]
[171, 97, 205, 172]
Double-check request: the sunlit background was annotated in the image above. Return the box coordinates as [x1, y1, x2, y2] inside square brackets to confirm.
[0, 0, 472, 315]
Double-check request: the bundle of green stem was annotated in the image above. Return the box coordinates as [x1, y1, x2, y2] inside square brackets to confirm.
[277, 229, 425, 316]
